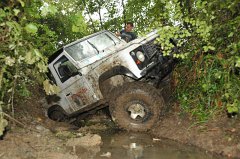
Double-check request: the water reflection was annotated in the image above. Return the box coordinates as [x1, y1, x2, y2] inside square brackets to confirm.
[94, 131, 226, 159]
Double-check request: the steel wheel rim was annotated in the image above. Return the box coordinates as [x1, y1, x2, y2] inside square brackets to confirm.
[127, 102, 146, 120]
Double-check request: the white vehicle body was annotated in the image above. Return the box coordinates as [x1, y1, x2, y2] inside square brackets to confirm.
[47, 30, 175, 122]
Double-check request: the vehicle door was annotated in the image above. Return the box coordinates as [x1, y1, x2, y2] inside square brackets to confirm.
[53, 55, 98, 111]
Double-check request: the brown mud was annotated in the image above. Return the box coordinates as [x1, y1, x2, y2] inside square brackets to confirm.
[151, 104, 240, 158]
[0, 85, 240, 158]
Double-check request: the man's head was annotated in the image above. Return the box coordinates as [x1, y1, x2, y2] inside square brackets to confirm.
[125, 22, 134, 32]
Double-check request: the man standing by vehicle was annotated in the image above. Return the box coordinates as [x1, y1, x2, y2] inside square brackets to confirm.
[116, 22, 137, 42]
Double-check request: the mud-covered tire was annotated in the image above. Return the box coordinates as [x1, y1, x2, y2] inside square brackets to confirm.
[48, 106, 67, 122]
[109, 82, 165, 132]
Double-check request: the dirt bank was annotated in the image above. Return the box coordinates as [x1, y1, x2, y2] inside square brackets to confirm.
[0, 108, 113, 159]
[0, 86, 112, 159]
[151, 103, 240, 158]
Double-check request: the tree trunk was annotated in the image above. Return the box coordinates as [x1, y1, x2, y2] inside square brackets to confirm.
[98, 3, 103, 30]
[122, 0, 126, 25]
[82, 0, 97, 32]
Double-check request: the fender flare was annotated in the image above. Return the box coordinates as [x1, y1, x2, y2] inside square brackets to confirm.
[98, 66, 137, 83]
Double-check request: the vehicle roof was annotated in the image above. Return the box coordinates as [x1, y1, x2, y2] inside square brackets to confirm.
[48, 30, 109, 64]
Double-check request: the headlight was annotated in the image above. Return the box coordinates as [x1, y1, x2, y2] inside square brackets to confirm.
[136, 51, 145, 62]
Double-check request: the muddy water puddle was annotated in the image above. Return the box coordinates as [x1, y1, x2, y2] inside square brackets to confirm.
[90, 131, 225, 159]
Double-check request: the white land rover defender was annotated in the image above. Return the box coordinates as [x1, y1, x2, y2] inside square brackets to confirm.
[46, 30, 177, 131]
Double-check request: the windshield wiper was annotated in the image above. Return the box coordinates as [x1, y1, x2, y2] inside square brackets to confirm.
[87, 40, 99, 53]
[105, 33, 116, 45]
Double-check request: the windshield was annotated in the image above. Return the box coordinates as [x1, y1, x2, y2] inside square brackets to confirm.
[65, 32, 120, 61]
[65, 40, 98, 61]
[88, 32, 120, 51]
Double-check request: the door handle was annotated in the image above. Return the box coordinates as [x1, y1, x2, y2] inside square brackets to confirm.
[66, 93, 71, 96]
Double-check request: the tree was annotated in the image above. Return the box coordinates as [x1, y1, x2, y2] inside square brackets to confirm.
[0, 0, 90, 135]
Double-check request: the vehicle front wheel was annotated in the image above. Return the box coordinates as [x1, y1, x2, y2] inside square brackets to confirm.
[109, 82, 165, 132]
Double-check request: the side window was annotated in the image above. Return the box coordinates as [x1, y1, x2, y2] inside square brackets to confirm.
[54, 56, 78, 83]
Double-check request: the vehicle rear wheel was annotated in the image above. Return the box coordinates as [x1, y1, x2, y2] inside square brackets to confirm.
[48, 106, 67, 122]
[109, 82, 165, 132]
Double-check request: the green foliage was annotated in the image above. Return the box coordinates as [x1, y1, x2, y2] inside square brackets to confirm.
[119, 0, 239, 121]
[41, 4, 57, 17]
[0, 1, 49, 116]
[0, 0, 88, 135]
[170, 0, 240, 121]
[25, 23, 38, 34]
[71, 12, 87, 33]
[43, 80, 60, 95]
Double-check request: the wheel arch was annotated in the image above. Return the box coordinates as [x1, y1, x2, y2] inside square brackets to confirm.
[98, 66, 137, 97]
[99, 66, 137, 83]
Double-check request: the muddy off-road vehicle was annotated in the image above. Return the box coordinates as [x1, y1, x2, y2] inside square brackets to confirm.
[47, 30, 177, 131]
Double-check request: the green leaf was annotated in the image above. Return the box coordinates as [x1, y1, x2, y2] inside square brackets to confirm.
[33, 49, 42, 59]
[71, 12, 87, 33]
[235, 57, 240, 67]
[41, 5, 57, 17]
[43, 80, 60, 95]
[25, 23, 38, 34]
[203, 46, 208, 52]
[228, 32, 234, 38]
[9, 43, 16, 50]
[72, 25, 79, 32]
[13, 9, 20, 16]
[25, 51, 36, 64]
[17, 0, 25, 7]
[5, 56, 15, 66]
[0, 9, 6, 18]
[227, 103, 238, 113]
[41, 6, 49, 17]
[208, 46, 215, 51]
[37, 62, 48, 73]
[202, 84, 208, 92]
[48, 5, 57, 15]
